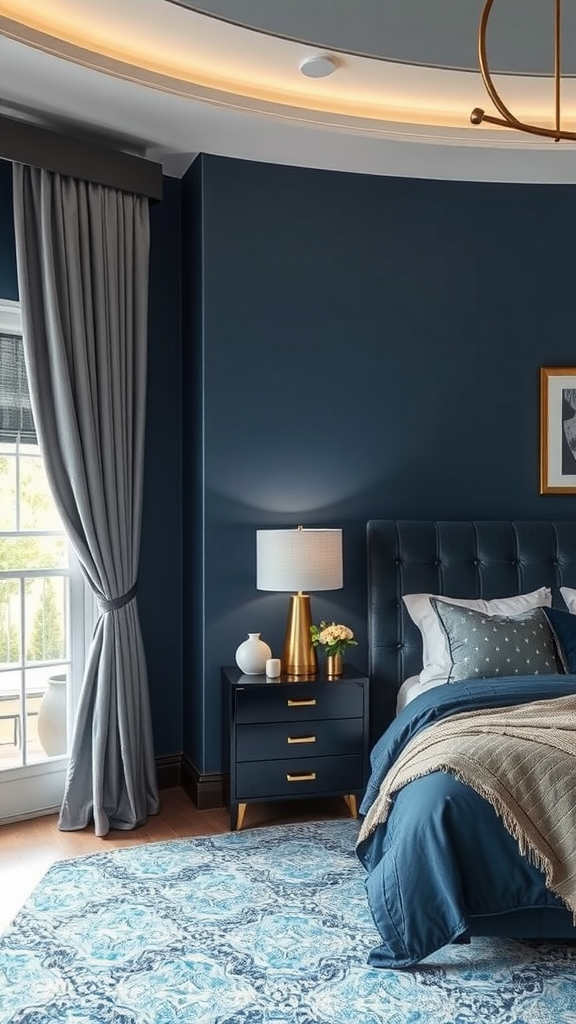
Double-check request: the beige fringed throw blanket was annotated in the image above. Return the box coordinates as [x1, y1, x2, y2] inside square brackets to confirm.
[358, 692, 576, 918]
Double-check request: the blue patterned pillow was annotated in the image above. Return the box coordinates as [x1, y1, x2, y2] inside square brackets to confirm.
[430, 599, 564, 682]
[543, 607, 576, 674]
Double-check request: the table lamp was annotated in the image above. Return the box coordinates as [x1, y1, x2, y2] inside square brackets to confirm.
[256, 526, 343, 676]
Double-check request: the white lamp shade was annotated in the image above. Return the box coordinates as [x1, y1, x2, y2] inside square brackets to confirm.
[257, 528, 343, 593]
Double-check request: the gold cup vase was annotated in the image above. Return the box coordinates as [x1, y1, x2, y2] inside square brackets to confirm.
[326, 653, 343, 678]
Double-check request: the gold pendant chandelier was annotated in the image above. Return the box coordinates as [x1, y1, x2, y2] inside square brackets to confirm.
[471, 0, 575, 141]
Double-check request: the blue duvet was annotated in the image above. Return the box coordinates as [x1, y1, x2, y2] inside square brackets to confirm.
[356, 675, 576, 968]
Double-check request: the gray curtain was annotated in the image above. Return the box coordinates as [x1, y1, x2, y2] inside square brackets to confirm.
[12, 164, 160, 836]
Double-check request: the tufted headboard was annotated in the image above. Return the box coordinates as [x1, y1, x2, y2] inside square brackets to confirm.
[367, 520, 576, 741]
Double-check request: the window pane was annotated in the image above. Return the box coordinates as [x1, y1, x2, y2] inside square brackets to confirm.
[0, 536, 68, 571]
[0, 669, 22, 768]
[0, 696, 21, 749]
[0, 579, 21, 665]
[26, 577, 67, 664]
[20, 456, 62, 531]
[0, 452, 16, 530]
[26, 666, 68, 763]
[15, 440, 39, 456]
[0, 304, 79, 782]
[0, 610, 70, 770]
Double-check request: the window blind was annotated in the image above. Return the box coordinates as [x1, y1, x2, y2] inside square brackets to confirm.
[0, 331, 36, 443]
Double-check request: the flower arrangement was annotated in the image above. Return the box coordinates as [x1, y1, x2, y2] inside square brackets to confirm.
[310, 621, 357, 658]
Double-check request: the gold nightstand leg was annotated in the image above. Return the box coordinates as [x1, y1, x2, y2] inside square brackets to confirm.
[343, 794, 358, 819]
[236, 802, 248, 831]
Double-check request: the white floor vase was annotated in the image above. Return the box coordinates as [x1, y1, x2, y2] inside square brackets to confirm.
[37, 674, 67, 756]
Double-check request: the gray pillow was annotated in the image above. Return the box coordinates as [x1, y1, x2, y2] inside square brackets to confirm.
[430, 599, 564, 682]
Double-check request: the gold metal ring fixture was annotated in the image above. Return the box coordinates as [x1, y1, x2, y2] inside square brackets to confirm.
[471, 0, 574, 141]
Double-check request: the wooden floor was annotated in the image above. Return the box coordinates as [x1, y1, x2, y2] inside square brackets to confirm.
[0, 788, 352, 935]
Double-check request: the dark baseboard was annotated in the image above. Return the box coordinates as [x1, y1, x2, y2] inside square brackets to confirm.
[155, 754, 182, 791]
[155, 753, 227, 811]
[182, 754, 227, 810]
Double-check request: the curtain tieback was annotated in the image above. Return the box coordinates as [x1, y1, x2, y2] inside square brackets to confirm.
[98, 583, 138, 614]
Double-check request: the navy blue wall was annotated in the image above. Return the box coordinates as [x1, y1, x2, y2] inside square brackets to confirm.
[140, 175, 183, 756]
[0, 160, 17, 299]
[184, 154, 576, 774]
[181, 156, 205, 765]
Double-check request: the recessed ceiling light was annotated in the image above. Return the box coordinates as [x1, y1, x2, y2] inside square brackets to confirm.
[299, 56, 337, 79]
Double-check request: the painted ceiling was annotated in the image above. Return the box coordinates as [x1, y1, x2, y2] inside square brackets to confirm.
[0, 1, 574, 182]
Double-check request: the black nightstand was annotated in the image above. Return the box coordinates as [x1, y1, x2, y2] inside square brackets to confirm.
[222, 664, 369, 830]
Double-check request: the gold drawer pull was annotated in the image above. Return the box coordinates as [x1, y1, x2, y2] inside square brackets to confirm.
[287, 698, 316, 707]
[287, 735, 316, 745]
[286, 772, 317, 783]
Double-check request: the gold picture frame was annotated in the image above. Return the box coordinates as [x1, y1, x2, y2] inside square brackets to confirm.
[540, 366, 576, 494]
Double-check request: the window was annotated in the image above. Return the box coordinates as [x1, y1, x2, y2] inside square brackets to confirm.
[0, 299, 90, 820]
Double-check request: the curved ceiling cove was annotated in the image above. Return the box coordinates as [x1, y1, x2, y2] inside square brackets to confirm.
[1, 0, 576, 185]
[168, 0, 576, 76]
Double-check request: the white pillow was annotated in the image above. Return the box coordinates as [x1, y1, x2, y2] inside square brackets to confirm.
[403, 587, 552, 686]
[396, 675, 446, 715]
[560, 587, 576, 614]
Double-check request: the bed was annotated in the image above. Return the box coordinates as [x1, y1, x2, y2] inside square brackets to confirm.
[357, 519, 576, 968]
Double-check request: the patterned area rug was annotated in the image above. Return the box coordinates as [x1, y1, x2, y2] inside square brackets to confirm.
[1, 819, 576, 1023]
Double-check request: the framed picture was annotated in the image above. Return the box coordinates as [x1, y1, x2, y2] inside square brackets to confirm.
[540, 367, 576, 494]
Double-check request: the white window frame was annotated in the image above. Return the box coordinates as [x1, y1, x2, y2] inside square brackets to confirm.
[0, 298, 95, 823]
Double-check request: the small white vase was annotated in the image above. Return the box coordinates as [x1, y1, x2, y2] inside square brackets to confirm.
[235, 633, 272, 675]
[37, 674, 67, 756]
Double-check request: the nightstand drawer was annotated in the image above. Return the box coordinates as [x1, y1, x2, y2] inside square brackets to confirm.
[236, 718, 363, 761]
[236, 754, 364, 800]
[236, 682, 364, 724]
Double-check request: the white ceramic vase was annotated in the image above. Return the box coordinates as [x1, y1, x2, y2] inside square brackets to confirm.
[235, 633, 272, 675]
[37, 674, 67, 756]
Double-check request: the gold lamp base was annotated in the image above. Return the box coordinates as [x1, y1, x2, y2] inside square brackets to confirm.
[282, 593, 318, 676]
